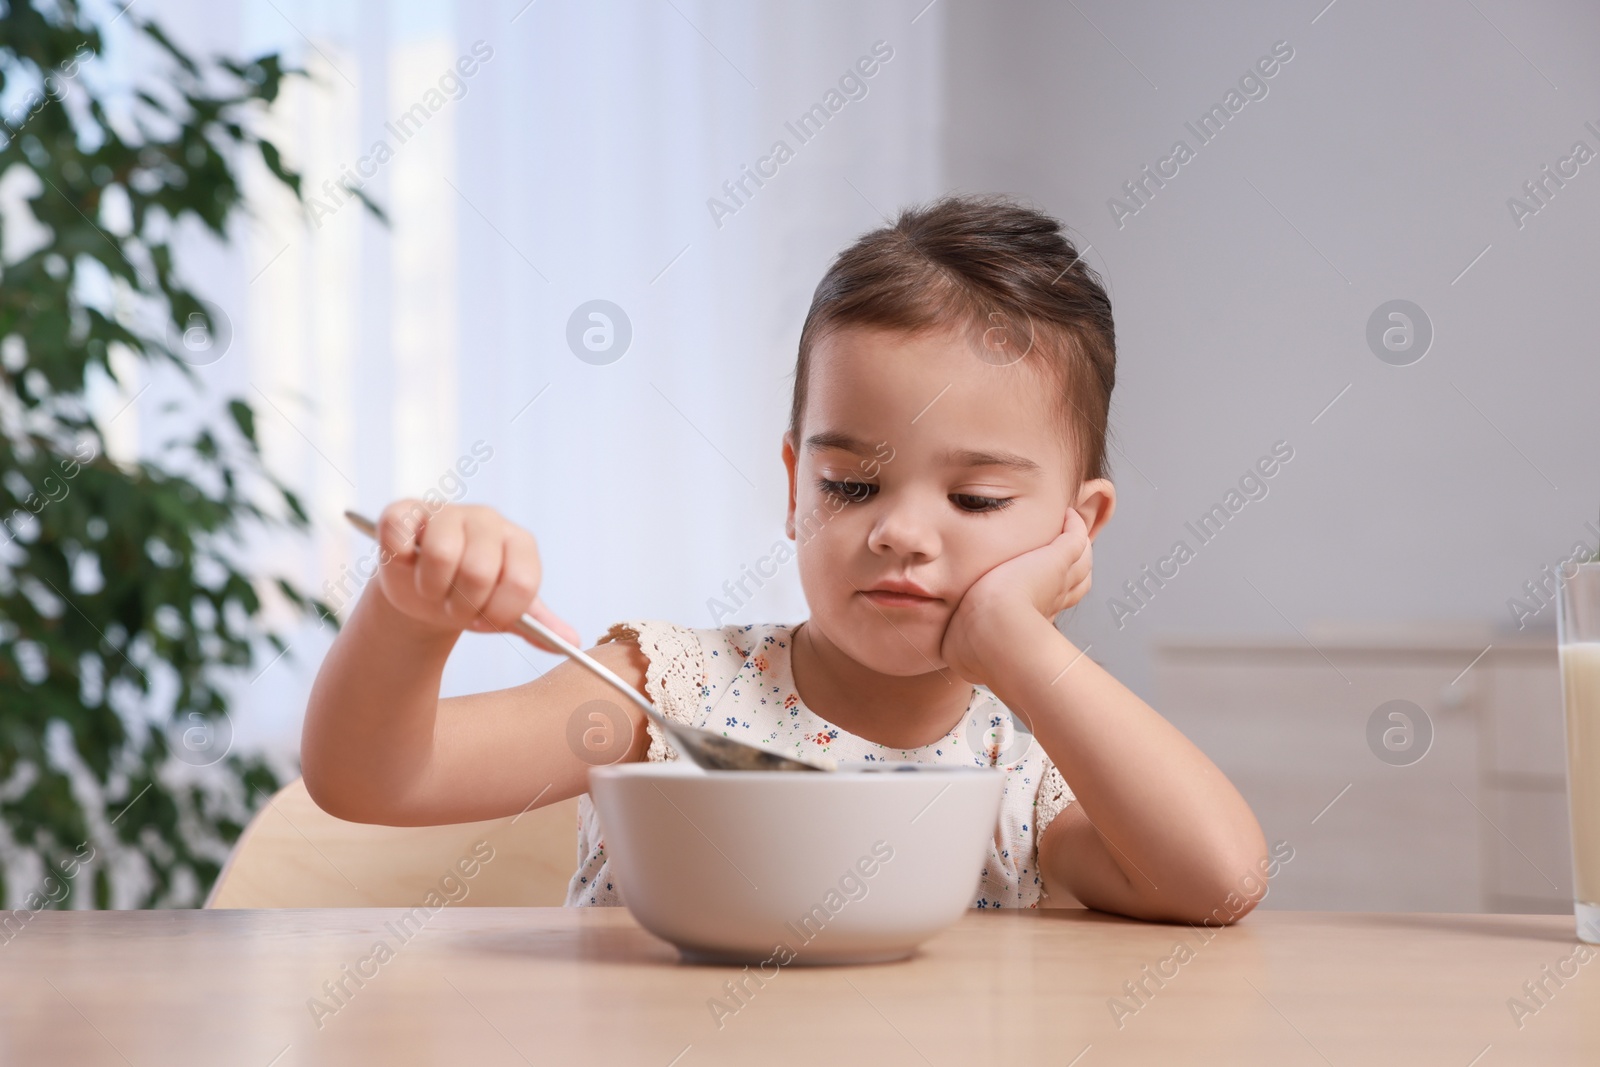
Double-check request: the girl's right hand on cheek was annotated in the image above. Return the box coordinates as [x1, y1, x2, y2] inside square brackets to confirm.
[373, 500, 582, 653]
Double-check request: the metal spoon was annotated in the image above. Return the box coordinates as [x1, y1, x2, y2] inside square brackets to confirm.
[343, 511, 832, 773]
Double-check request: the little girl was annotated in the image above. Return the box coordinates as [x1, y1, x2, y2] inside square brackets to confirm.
[301, 194, 1268, 924]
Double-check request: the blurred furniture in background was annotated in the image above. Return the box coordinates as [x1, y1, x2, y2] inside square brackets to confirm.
[1155, 624, 1569, 913]
[205, 779, 579, 907]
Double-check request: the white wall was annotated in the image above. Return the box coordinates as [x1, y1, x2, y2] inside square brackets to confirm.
[940, 0, 1600, 696]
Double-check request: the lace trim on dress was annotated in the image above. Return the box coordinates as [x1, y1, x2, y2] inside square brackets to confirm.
[1034, 759, 1075, 850]
[596, 620, 706, 763]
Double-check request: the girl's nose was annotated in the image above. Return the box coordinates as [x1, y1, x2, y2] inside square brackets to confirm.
[867, 496, 941, 562]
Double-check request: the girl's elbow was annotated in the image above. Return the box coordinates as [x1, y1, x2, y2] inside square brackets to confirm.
[1164, 885, 1260, 927]
[299, 759, 350, 821]
[1186, 846, 1274, 925]
[299, 750, 373, 824]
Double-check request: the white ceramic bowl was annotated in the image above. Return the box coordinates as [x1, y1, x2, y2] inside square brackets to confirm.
[587, 760, 1004, 965]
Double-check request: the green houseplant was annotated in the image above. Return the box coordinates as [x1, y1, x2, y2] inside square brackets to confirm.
[0, 1, 360, 909]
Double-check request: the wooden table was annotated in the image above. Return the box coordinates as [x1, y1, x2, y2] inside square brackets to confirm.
[3, 908, 1597, 1064]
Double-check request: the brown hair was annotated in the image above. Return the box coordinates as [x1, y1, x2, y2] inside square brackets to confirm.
[788, 193, 1116, 488]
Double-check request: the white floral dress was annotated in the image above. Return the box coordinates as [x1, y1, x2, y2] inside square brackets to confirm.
[564, 619, 1076, 909]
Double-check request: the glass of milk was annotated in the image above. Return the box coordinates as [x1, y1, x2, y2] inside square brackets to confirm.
[1558, 561, 1600, 944]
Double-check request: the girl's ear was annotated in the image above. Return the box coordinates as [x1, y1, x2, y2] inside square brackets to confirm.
[1073, 478, 1116, 542]
[781, 432, 799, 540]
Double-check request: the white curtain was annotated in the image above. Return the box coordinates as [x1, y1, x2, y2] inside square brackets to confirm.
[119, 0, 947, 763]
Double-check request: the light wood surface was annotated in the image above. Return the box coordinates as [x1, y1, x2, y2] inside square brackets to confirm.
[3, 907, 1596, 1064]
[205, 777, 580, 908]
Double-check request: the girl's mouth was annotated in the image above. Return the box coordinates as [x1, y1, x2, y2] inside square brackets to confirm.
[860, 590, 941, 608]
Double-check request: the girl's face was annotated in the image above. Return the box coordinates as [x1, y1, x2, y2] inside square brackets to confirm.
[782, 322, 1111, 676]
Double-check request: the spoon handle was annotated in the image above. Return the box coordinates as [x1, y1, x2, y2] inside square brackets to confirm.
[341, 510, 670, 733]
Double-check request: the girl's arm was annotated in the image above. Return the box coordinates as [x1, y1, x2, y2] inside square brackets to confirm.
[300, 501, 652, 826]
[941, 507, 1268, 925]
[985, 611, 1268, 924]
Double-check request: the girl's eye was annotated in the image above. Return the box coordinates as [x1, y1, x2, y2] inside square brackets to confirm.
[817, 478, 876, 503]
[951, 493, 1014, 514]
[819, 478, 1014, 513]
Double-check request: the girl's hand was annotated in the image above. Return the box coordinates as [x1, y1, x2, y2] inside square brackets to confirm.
[940, 506, 1093, 685]
[373, 500, 581, 653]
